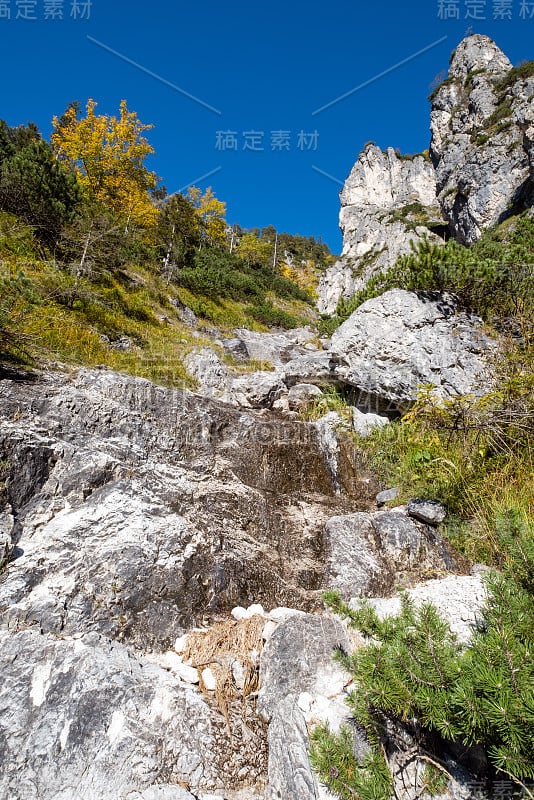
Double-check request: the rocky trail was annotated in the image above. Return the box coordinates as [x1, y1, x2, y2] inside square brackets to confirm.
[0, 31, 532, 800]
[0, 331, 484, 800]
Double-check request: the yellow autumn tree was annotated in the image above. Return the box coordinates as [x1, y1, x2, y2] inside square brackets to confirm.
[236, 232, 271, 266]
[187, 186, 227, 246]
[51, 99, 158, 230]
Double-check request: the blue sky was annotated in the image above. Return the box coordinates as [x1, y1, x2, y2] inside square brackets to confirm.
[1, 0, 533, 252]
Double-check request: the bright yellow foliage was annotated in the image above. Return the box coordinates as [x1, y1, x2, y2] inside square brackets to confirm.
[236, 232, 271, 265]
[187, 186, 227, 245]
[280, 259, 319, 296]
[52, 99, 158, 229]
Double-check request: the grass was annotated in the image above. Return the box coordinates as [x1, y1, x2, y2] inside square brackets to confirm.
[301, 387, 352, 423]
[0, 234, 313, 386]
[0, 258, 220, 387]
[356, 376, 534, 564]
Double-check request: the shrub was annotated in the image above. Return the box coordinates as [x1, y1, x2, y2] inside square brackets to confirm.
[331, 213, 534, 332]
[312, 520, 534, 797]
[248, 301, 300, 329]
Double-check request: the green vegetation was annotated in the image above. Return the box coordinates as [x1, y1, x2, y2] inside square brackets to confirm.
[495, 59, 534, 96]
[471, 60, 534, 147]
[326, 213, 534, 333]
[381, 201, 442, 232]
[361, 361, 534, 563]
[0, 105, 328, 379]
[302, 387, 353, 423]
[312, 523, 534, 796]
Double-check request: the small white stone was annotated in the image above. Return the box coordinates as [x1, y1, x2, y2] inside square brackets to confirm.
[231, 606, 248, 621]
[198, 794, 225, 800]
[174, 634, 189, 654]
[175, 663, 200, 684]
[262, 620, 277, 642]
[164, 652, 198, 684]
[231, 660, 246, 690]
[163, 651, 184, 671]
[246, 603, 265, 618]
[201, 667, 217, 692]
[297, 691, 314, 714]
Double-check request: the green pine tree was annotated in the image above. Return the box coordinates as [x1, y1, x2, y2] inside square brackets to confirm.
[311, 516, 534, 798]
[0, 139, 82, 245]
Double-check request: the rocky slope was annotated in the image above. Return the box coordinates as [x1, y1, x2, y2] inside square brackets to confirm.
[317, 34, 534, 314]
[0, 362, 477, 800]
[186, 290, 494, 416]
[1, 31, 529, 800]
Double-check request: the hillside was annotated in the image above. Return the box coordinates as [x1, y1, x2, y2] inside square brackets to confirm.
[0, 34, 533, 800]
[0, 107, 333, 383]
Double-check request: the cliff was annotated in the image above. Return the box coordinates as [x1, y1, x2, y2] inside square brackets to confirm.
[317, 34, 534, 315]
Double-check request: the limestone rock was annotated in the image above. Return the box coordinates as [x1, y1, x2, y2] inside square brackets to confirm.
[259, 613, 367, 800]
[0, 528, 12, 569]
[185, 347, 286, 409]
[266, 697, 321, 800]
[356, 573, 486, 645]
[185, 347, 230, 397]
[375, 487, 399, 506]
[141, 789, 196, 800]
[351, 407, 389, 437]
[0, 369, 376, 651]
[283, 352, 340, 388]
[317, 145, 444, 315]
[286, 290, 494, 408]
[407, 498, 447, 526]
[287, 383, 324, 411]
[329, 289, 494, 406]
[258, 613, 350, 721]
[228, 371, 286, 409]
[0, 629, 222, 799]
[222, 328, 318, 368]
[430, 34, 534, 243]
[325, 509, 458, 599]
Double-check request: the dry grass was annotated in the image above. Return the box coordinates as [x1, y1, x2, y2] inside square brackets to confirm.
[183, 615, 265, 730]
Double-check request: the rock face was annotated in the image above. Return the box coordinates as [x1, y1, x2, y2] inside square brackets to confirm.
[317, 145, 445, 315]
[0, 369, 378, 653]
[222, 327, 319, 367]
[0, 629, 223, 800]
[285, 290, 494, 410]
[0, 367, 382, 799]
[430, 34, 534, 243]
[318, 35, 534, 316]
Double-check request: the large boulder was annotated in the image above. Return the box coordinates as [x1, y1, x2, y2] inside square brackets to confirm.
[354, 572, 487, 645]
[222, 327, 319, 368]
[329, 289, 494, 407]
[0, 629, 223, 799]
[259, 613, 356, 800]
[325, 508, 459, 598]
